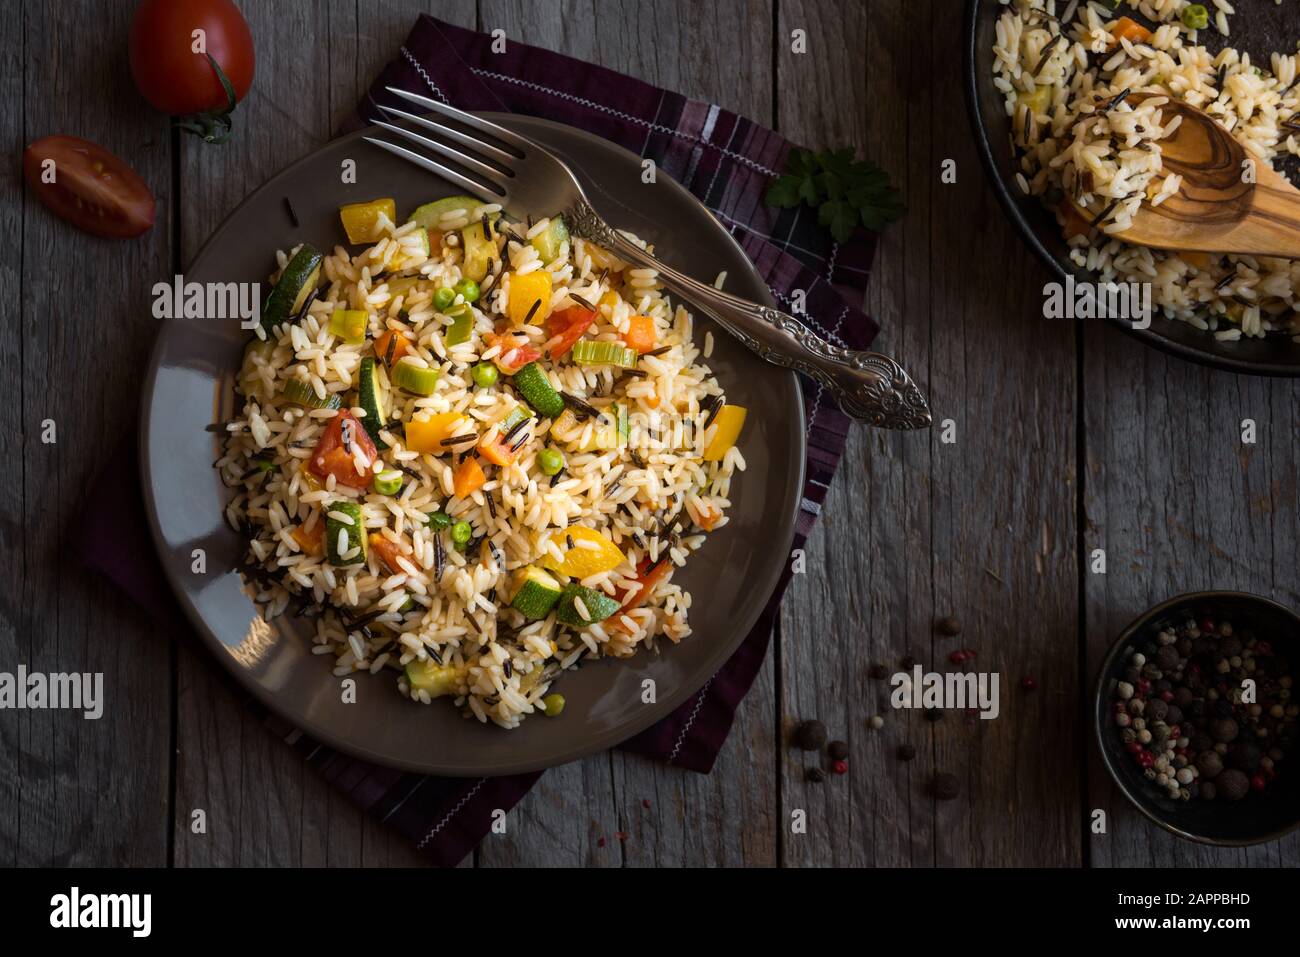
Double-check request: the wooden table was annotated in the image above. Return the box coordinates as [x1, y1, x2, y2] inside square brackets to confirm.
[3, 0, 1297, 868]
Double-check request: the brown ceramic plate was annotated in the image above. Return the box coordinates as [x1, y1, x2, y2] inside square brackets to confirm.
[140, 115, 806, 776]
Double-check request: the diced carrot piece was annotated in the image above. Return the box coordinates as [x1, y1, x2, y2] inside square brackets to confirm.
[694, 502, 723, 532]
[478, 435, 516, 467]
[644, 393, 660, 409]
[453, 457, 486, 498]
[375, 329, 411, 366]
[623, 314, 656, 353]
[292, 521, 325, 556]
[612, 559, 674, 633]
[368, 533, 408, 574]
[1109, 16, 1153, 47]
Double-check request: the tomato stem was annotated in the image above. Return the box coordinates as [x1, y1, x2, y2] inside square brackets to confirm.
[174, 53, 240, 145]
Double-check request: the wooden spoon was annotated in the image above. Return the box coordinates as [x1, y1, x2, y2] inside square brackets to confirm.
[1082, 92, 1300, 259]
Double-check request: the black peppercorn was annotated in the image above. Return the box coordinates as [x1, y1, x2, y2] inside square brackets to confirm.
[1213, 699, 1234, 718]
[1188, 699, 1207, 719]
[1210, 717, 1239, 744]
[827, 740, 849, 761]
[936, 616, 961, 637]
[1164, 704, 1183, 726]
[1217, 769, 1250, 801]
[1221, 636, 1243, 658]
[794, 720, 827, 751]
[868, 663, 889, 680]
[896, 744, 916, 761]
[931, 772, 960, 800]
[806, 767, 826, 783]
[1199, 781, 1217, 801]
[1174, 687, 1194, 708]
[1123, 666, 1142, 683]
[1226, 741, 1262, 773]
[1190, 732, 1213, 753]
[1145, 699, 1169, 723]
[1156, 645, 1180, 671]
[1195, 750, 1224, 779]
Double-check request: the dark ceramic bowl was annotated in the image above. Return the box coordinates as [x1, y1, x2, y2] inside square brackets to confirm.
[964, 0, 1300, 376]
[140, 114, 806, 776]
[1094, 591, 1300, 845]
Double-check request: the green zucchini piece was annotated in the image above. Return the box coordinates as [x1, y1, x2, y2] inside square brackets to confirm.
[570, 339, 637, 368]
[510, 565, 563, 621]
[390, 359, 440, 396]
[262, 244, 323, 332]
[325, 502, 366, 566]
[511, 362, 565, 419]
[443, 302, 474, 345]
[555, 583, 621, 627]
[356, 358, 388, 450]
[582, 403, 629, 451]
[461, 219, 497, 282]
[530, 216, 569, 264]
[282, 378, 342, 411]
[386, 276, 420, 298]
[498, 403, 534, 435]
[408, 195, 493, 231]
[404, 658, 464, 697]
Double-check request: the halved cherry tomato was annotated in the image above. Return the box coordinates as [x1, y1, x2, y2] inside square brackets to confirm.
[544, 305, 597, 359]
[622, 314, 656, 353]
[22, 136, 156, 239]
[308, 411, 376, 489]
[485, 332, 542, 374]
[369, 533, 409, 574]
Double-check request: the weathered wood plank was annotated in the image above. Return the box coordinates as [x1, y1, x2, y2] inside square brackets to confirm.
[1083, 325, 1300, 867]
[474, 0, 778, 867]
[172, 0, 470, 868]
[777, 0, 1082, 866]
[0, 0, 174, 867]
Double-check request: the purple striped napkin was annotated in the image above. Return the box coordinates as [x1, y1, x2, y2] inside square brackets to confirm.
[85, 14, 880, 867]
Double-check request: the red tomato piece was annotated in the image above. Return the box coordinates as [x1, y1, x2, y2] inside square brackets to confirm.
[22, 136, 156, 239]
[309, 411, 377, 489]
[544, 305, 598, 359]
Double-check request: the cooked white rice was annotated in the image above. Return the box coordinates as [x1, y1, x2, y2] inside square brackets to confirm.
[994, 0, 1300, 339]
[217, 201, 745, 728]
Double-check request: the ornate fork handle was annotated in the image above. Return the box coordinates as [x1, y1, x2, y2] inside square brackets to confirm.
[566, 200, 931, 429]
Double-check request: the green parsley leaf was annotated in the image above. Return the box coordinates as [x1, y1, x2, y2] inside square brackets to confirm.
[764, 147, 904, 242]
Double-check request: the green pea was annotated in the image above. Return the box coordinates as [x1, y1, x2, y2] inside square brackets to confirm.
[451, 520, 473, 546]
[1180, 3, 1208, 29]
[426, 510, 452, 529]
[372, 470, 403, 496]
[432, 286, 456, 311]
[454, 278, 480, 303]
[542, 693, 565, 717]
[471, 361, 499, 388]
[537, 447, 565, 476]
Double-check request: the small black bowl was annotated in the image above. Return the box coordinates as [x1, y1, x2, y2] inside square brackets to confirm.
[1094, 591, 1300, 846]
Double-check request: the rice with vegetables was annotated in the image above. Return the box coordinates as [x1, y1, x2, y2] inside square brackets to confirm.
[994, 0, 1300, 340]
[216, 194, 747, 728]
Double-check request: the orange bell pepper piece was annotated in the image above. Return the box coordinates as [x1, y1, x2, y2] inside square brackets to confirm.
[453, 456, 487, 498]
[292, 520, 325, 556]
[375, 329, 411, 366]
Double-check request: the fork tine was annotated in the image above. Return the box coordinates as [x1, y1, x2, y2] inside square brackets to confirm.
[362, 137, 504, 203]
[376, 103, 519, 166]
[367, 118, 512, 192]
[384, 86, 532, 156]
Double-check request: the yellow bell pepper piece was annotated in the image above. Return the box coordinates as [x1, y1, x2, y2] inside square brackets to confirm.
[339, 197, 396, 244]
[541, 526, 626, 579]
[405, 412, 468, 453]
[507, 270, 553, 326]
[702, 404, 747, 462]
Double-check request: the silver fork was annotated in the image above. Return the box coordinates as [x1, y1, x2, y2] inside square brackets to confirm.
[363, 86, 931, 429]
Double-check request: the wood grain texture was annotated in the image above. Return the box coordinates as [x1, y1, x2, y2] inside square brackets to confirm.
[1082, 325, 1300, 867]
[0, 0, 174, 867]
[473, 0, 779, 868]
[776, 0, 1082, 867]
